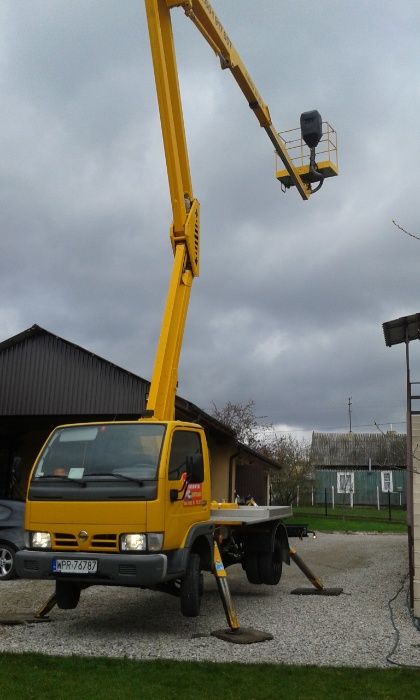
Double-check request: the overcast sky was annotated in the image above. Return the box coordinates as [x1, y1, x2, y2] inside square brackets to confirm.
[1, 1, 419, 439]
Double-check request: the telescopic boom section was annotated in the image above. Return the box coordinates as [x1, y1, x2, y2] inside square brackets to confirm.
[145, 0, 199, 421]
[144, 0, 311, 421]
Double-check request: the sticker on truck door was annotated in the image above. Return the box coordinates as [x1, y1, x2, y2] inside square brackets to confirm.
[184, 482, 203, 506]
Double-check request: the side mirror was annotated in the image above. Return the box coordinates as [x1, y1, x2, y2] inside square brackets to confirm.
[186, 454, 204, 484]
[169, 454, 204, 501]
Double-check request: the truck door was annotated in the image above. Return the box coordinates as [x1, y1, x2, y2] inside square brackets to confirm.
[164, 429, 209, 551]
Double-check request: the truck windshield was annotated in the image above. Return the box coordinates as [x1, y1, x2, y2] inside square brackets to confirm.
[33, 424, 165, 483]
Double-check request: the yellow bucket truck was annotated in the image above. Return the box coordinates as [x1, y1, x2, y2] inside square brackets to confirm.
[16, 1, 337, 625]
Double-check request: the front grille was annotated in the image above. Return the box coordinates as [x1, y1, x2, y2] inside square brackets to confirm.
[53, 533, 78, 549]
[90, 534, 117, 550]
[52, 532, 119, 551]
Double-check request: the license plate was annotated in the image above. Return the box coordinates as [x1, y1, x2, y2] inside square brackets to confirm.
[52, 559, 97, 574]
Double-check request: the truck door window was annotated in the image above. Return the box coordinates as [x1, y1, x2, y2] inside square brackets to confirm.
[168, 431, 202, 481]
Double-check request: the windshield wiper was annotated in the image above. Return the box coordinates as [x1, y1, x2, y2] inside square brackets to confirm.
[35, 475, 86, 487]
[87, 472, 146, 486]
[113, 472, 146, 485]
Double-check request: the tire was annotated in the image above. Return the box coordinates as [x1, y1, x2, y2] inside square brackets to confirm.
[55, 581, 81, 609]
[180, 552, 203, 617]
[244, 553, 262, 584]
[0, 543, 17, 581]
[259, 539, 283, 585]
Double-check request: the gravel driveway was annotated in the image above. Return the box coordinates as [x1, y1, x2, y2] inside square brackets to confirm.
[0, 533, 419, 667]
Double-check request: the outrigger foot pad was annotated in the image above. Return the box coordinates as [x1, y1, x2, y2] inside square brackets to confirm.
[291, 587, 343, 596]
[0, 613, 51, 625]
[211, 627, 273, 644]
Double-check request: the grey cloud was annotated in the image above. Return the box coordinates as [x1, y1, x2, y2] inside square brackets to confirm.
[1, 0, 420, 438]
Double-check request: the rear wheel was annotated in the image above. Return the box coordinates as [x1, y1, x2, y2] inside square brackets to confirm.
[180, 553, 203, 617]
[244, 553, 262, 584]
[55, 581, 81, 609]
[259, 539, 283, 585]
[244, 539, 283, 585]
[0, 544, 17, 581]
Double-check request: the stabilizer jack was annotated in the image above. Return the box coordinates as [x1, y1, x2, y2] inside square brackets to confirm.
[289, 547, 343, 596]
[211, 541, 273, 644]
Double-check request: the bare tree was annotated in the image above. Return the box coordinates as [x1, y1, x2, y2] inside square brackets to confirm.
[210, 399, 269, 449]
[211, 399, 313, 504]
[264, 434, 312, 505]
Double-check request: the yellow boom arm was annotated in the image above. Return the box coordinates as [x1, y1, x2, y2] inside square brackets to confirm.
[168, 0, 311, 199]
[144, 0, 311, 421]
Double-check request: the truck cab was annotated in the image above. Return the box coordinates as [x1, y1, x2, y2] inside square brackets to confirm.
[17, 420, 214, 615]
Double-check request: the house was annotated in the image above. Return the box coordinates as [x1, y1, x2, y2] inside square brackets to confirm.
[311, 431, 406, 507]
[0, 324, 279, 504]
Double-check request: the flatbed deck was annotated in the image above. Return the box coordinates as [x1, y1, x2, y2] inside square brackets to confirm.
[210, 505, 292, 525]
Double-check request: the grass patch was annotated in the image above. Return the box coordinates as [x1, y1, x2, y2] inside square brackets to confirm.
[288, 506, 407, 533]
[288, 515, 406, 533]
[2, 653, 420, 700]
[293, 505, 406, 521]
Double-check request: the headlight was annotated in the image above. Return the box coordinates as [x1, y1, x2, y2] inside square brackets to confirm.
[30, 531, 51, 549]
[120, 533, 163, 552]
[120, 533, 146, 551]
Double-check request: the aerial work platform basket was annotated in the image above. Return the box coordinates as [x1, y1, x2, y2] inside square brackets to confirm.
[276, 121, 338, 189]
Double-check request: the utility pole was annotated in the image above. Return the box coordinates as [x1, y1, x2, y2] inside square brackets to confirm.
[348, 397, 352, 433]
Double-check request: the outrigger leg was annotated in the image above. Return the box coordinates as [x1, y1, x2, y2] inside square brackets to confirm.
[289, 547, 343, 596]
[210, 541, 273, 644]
[34, 592, 57, 618]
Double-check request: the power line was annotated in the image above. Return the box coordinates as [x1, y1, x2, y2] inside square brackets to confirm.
[273, 420, 406, 433]
[374, 421, 386, 436]
[392, 219, 420, 242]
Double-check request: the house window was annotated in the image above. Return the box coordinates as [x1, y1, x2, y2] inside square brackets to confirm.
[337, 471, 354, 494]
[381, 471, 393, 493]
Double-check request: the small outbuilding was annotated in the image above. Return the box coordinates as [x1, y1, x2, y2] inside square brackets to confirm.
[0, 324, 278, 504]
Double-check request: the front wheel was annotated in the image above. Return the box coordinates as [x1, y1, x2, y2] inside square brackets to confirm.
[180, 552, 203, 617]
[55, 581, 81, 609]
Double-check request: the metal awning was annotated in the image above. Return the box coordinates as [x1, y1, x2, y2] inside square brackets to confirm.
[382, 313, 420, 347]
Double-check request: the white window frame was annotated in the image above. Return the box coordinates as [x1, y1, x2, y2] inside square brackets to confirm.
[337, 471, 354, 494]
[381, 470, 393, 493]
